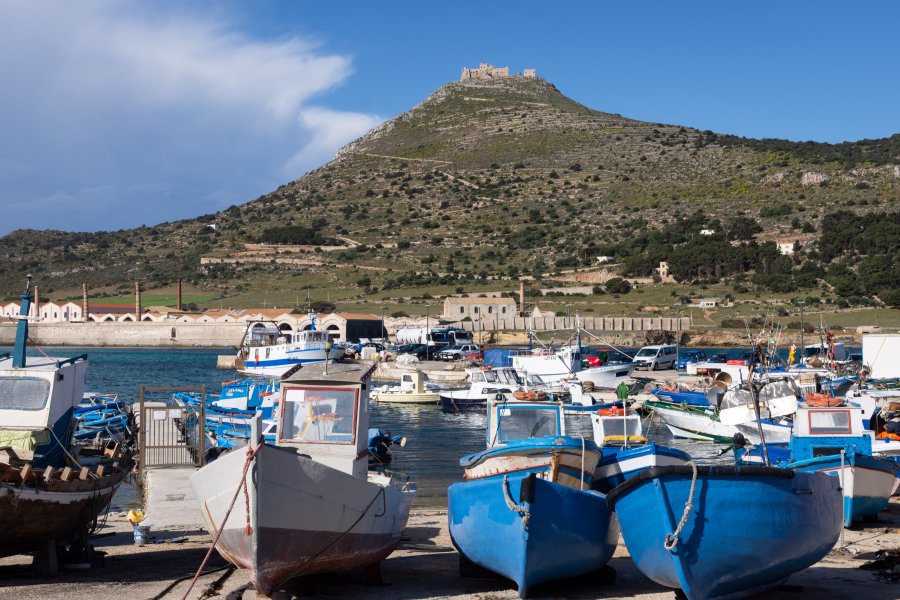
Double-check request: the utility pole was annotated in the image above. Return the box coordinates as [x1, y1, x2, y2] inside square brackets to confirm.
[566, 303, 572, 328]
[425, 304, 431, 360]
[380, 306, 386, 340]
[798, 300, 806, 360]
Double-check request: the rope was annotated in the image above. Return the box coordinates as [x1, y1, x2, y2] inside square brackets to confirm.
[180, 441, 262, 600]
[664, 461, 698, 552]
[501, 475, 531, 529]
[580, 436, 586, 491]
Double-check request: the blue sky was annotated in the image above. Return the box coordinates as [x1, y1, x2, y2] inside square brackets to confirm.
[0, 1, 897, 235]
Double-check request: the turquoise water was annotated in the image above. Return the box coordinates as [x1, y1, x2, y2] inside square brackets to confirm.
[26, 346, 727, 508]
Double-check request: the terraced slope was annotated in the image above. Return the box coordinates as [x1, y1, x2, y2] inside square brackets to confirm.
[0, 76, 897, 306]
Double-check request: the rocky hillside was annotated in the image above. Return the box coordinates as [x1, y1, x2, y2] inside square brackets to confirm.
[1, 76, 897, 304]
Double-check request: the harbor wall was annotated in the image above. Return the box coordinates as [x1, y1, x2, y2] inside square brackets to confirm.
[0, 322, 243, 348]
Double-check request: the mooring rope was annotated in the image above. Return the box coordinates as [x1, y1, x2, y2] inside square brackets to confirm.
[664, 460, 698, 552]
[502, 475, 531, 529]
[180, 441, 262, 600]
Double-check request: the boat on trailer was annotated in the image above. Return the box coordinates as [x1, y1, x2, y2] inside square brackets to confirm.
[190, 361, 416, 596]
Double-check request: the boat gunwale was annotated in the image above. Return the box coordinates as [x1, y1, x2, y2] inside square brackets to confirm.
[606, 464, 796, 508]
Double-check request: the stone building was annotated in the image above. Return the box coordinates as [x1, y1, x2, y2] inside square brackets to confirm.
[461, 63, 510, 80]
[443, 296, 518, 320]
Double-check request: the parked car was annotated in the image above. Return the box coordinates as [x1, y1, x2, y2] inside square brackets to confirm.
[395, 343, 430, 360]
[675, 350, 708, 371]
[633, 344, 678, 370]
[437, 343, 482, 361]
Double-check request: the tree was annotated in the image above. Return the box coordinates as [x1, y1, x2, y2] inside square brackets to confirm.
[605, 278, 632, 294]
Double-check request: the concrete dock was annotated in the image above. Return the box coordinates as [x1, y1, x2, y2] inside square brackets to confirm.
[0, 500, 896, 599]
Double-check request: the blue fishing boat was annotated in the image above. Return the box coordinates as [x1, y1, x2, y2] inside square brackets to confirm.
[782, 404, 898, 526]
[448, 399, 618, 597]
[608, 464, 842, 600]
[589, 408, 690, 492]
[651, 388, 710, 406]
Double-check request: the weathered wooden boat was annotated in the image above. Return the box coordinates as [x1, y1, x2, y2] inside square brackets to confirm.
[0, 279, 131, 566]
[190, 361, 416, 596]
[608, 464, 842, 600]
[448, 398, 618, 597]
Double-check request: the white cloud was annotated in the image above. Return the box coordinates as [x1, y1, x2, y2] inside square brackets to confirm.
[284, 107, 384, 177]
[0, 1, 371, 234]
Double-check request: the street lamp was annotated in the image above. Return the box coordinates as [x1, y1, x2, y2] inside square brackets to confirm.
[798, 300, 806, 359]
[425, 304, 431, 360]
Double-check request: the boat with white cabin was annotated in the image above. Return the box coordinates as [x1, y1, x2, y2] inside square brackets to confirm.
[234, 315, 345, 377]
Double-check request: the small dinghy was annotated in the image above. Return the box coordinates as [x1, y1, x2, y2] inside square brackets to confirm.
[190, 361, 416, 596]
[448, 398, 618, 597]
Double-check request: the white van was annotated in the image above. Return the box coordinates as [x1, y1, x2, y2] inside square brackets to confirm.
[634, 344, 678, 370]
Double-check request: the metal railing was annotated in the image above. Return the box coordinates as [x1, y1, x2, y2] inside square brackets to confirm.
[138, 385, 206, 469]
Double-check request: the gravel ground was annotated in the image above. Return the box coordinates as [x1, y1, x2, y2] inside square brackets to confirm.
[0, 499, 897, 600]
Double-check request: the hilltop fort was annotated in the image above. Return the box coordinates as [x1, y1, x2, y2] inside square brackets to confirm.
[461, 62, 536, 80]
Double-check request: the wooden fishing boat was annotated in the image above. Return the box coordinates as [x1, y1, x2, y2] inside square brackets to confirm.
[448, 398, 618, 597]
[373, 370, 439, 404]
[608, 465, 841, 600]
[0, 279, 132, 566]
[190, 361, 416, 596]
[589, 408, 690, 492]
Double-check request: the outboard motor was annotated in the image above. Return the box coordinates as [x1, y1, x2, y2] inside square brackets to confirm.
[367, 428, 407, 468]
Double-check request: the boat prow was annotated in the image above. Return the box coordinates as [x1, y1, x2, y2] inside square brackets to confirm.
[608, 464, 842, 600]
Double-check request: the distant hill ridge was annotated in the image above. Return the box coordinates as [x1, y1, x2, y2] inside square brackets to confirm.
[0, 75, 897, 302]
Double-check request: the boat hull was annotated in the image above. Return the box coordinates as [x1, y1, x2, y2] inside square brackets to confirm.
[607, 465, 841, 600]
[190, 443, 415, 595]
[786, 453, 898, 526]
[374, 391, 439, 404]
[648, 400, 791, 444]
[593, 443, 691, 493]
[448, 473, 618, 598]
[0, 471, 126, 557]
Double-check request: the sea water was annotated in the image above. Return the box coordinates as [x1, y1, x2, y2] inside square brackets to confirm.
[29, 347, 738, 508]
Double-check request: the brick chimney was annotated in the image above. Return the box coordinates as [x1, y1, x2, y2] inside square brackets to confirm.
[176, 279, 183, 311]
[135, 281, 141, 322]
[82, 283, 89, 322]
[519, 281, 525, 317]
[33, 285, 39, 318]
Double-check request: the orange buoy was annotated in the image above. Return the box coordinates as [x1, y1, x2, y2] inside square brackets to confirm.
[804, 393, 843, 407]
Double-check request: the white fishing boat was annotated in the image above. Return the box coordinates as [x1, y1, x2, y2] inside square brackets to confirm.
[234, 315, 345, 377]
[511, 344, 637, 389]
[190, 361, 416, 596]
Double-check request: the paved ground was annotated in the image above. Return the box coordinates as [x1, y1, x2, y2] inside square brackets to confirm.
[142, 467, 204, 528]
[0, 500, 896, 600]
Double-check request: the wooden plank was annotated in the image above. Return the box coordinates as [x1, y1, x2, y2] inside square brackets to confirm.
[60, 467, 74, 481]
[79, 466, 90, 480]
[43, 466, 56, 481]
[20, 463, 32, 482]
[95, 465, 106, 477]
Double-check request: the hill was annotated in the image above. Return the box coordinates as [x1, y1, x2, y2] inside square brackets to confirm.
[0, 75, 897, 311]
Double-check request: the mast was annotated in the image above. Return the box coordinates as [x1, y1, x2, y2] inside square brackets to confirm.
[12, 276, 33, 368]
